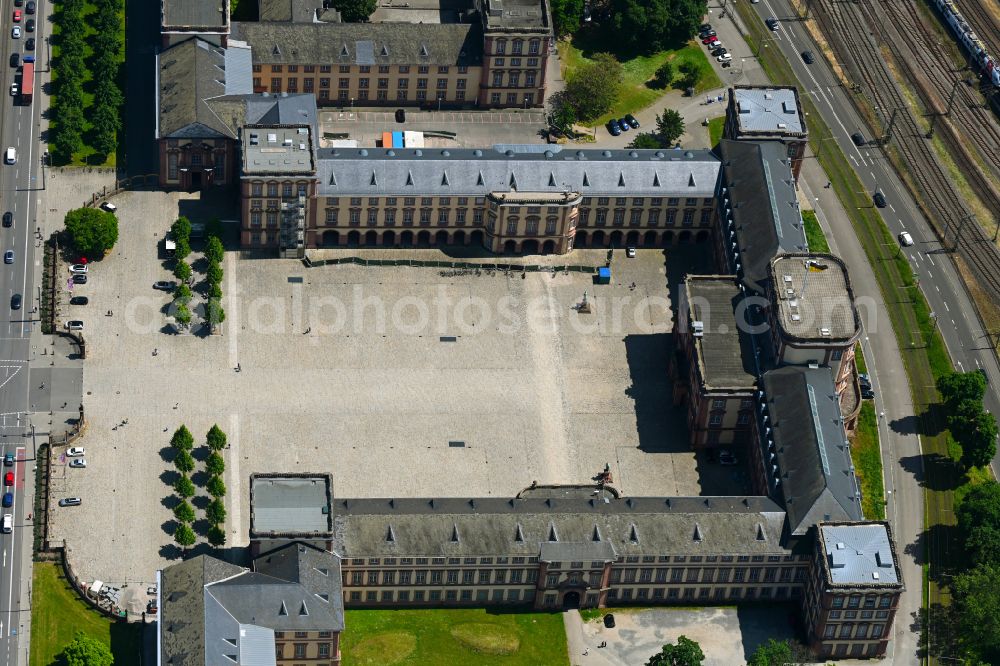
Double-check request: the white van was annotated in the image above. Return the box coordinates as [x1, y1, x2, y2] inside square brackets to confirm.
[4, 147, 15, 165]
[2, 514, 12, 533]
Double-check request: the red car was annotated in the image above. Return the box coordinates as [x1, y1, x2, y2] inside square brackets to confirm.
[4, 472, 12, 486]
[12, 10, 20, 22]
[702, 35, 718, 45]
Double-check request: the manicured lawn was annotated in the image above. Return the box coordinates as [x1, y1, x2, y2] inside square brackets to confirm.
[707, 116, 725, 148]
[30, 562, 142, 666]
[558, 40, 723, 127]
[802, 210, 830, 253]
[341, 608, 569, 666]
[851, 403, 886, 520]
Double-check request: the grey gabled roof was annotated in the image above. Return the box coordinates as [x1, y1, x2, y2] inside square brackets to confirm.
[232, 21, 484, 66]
[160, 555, 246, 666]
[820, 523, 901, 586]
[316, 146, 721, 197]
[331, 495, 790, 558]
[157, 39, 252, 139]
[761, 366, 863, 536]
[253, 543, 345, 631]
[162, 0, 229, 30]
[258, 0, 326, 22]
[720, 140, 807, 293]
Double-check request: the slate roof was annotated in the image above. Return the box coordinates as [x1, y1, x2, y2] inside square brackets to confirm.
[250, 474, 333, 537]
[159, 555, 246, 666]
[719, 139, 807, 293]
[232, 21, 484, 66]
[760, 366, 863, 536]
[258, 0, 327, 22]
[253, 543, 345, 630]
[731, 86, 806, 136]
[162, 0, 229, 30]
[316, 146, 721, 197]
[769, 253, 860, 343]
[683, 276, 758, 390]
[331, 495, 790, 558]
[157, 39, 254, 139]
[820, 523, 901, 586]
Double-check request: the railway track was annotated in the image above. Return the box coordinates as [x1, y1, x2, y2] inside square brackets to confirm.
[811, 0, 1000, 301]
[952, 0, 1000, 59]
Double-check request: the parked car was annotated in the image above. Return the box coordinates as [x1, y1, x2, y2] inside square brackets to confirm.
[8, 83, 17, 96]
[65, 320, 84, 331]
[72, 273, 88, 284]
[623, 114, 639, 129]
[898, 231, 914, 247]
[4, 472, 12, 486]
[718, 450, 738, 465]
[5, 147, 15, 164]
[861, 387, 876, 400]
[25, 39, 34, 53]
[153, 280, 177, 291]
[712, 47, 728, 57]
[4, 250, 13, 264]
[766, 17, 780, 30]
[13, 0, 22, 7]
[10, 294, 20, 310]
[8, 53, 18, 68]
[2, 212, 10, 227]
[67, 447, 85, 457]
[700, 29, 716, 39]
[69, 264, 88, 274]
[1, 493, 11, 508]
[626, 246, 636, 258]
[69, 458, 87, 468]
[100, 201, 117, 213]
[3, 453, 12, 466]
[25, 21, 33, 34]
[69, 296, 89, 305]
[802, 50, 815, 64]
[607, 118, 622, 137]
[873, 191, 887, 208]
[851, 132, 866, 146]
[717, 53, 733, 63]
[25, 0, 35, 14]
[699, 23, 712, 32]
[58, 497, 82, 507]
[11, 26, 21, 39]
[858, 373, 871, 388]
[12, 10, 21, 22]
[702, 35, 719, 45]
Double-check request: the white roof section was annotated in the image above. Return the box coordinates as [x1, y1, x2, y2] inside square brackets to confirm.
[822, 523, 900, 585]
[733, 87, 805, 134]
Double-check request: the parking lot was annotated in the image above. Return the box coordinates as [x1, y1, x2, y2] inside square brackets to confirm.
[46, 189, 739, 585]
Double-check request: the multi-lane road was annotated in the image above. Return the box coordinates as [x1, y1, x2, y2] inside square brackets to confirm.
[0, 1, 45, 664]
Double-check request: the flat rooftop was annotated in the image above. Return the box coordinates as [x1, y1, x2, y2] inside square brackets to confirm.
[250, 474, 333, 535]
[684, 276, 757, 390]
[732, 86, 806, 136]
[161, 0, 229, 30]
[242, 125, 315, 175]
[481, 0, 549, 30]
[821, 523, 901, 586]
[770, 253, 859, 342]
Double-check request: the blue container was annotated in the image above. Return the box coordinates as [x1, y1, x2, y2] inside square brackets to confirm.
[391, 131, 404, 148]
[596, 267, 611, 284]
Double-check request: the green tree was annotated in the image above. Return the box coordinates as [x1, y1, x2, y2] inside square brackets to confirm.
[174, 236, 191, 262]
[960, 411, 999, 470]
[938, 370, 987, 408]
[171, 216, 193, 242]
[61, 631, 113, 666]
[64, 208, 119, 258]
[171, 425, 194, 451]
[565, 53, 623, 122]
[207, 474, 227, 498]
[646, 635, 705, 666]
[207, 524, 227, 547]
[330, 0, 377, 21]
[173, 260, 192, 283]
[958, 481, 1000, 567]
[174, 522, 197, 550]
[174, 304, 192, 327]
[678, 60, 700, 90]
[208, 282, 223, 300]
[656, 109, 686, 146]
[206, 498, 227, 525]
[173, 499, 195, 524]
[205, 451, 225, 476]
[549, 0, 584, 35]
[174, 474, 195, 499]
[206, 299, 226, 328]
[206, 261, 224, 286]
[547, 91, 578, 135]
[609, 0, 705, 54]
[51, 116, 85, 161]
[953, 563, 1000, 663]
[174, 449, 195, 474]
[174, 283, 192, 304]
[747, 638, 794, 666]
[628, 133, 664, 149]
[652, 60, 674, 89]
[205, 236, 224, 264]
[206, 424, 228, 451]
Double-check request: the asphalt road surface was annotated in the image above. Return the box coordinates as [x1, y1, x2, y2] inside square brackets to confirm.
[0, 0, 45, 663]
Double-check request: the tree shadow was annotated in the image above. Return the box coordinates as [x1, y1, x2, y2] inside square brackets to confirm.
[160, 494, 180, 511]
[913, 601, 960, 661]
[192, 446, 210, 463]
[159, 469, 180, 487]
[192, 518, 211, 537]
[158, 543, 183, 560]
[191, 469, 210, 488]
[913, 402, 947, 437]
[158, 445, 176, 463]
[191, 494, 211, 511]
[888, 413, 921, 436]
[903, 524, 964, 579]
[161, 518, 177, 537]
[898, 453, 963, 491]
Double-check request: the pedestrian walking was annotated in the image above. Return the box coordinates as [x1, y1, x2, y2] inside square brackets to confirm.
[583, 648, 589, 656]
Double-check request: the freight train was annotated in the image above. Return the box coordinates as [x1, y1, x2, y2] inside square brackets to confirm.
[931, 0, 1000, 86]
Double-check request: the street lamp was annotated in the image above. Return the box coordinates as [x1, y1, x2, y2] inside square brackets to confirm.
[438, 96, 442, 112]
[350, 97, 354, 111]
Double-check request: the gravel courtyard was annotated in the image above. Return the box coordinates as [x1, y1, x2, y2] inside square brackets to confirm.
[47, 190, 718, 585]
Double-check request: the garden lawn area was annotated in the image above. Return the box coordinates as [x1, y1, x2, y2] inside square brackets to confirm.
[707, 116, 725, 148]
[341, 608, 569, 666]
[851, 403, 886, 520]
[30, 562, 142, 666]
[558, 40, 723, 127]
[802, 210, 830, 253]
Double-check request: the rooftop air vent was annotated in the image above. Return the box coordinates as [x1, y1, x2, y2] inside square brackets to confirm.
[692, 320, 704, 338]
